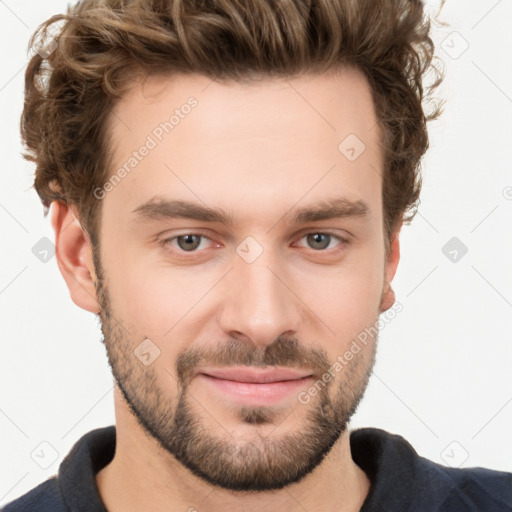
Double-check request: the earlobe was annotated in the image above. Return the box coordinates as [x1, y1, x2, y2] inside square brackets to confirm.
[50, 201, 100, 313]
[380, 282, 396, 313]
[380, 226, 401, 313]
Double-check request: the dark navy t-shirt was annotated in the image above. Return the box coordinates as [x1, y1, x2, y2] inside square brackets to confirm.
[2, 426, 511, 511]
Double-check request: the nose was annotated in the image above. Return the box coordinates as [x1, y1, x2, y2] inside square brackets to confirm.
[217, 247, 303, 349]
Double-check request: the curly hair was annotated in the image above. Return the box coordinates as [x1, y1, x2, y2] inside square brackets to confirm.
[21, 0, 444, 256]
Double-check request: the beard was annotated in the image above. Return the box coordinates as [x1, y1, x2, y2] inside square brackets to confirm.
[93, 253, 378, 492]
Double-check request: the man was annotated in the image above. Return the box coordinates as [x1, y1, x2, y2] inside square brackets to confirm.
[3, 0, 511, 511]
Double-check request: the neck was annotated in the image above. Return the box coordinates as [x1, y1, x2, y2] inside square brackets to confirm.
[95, 389, 370, 512]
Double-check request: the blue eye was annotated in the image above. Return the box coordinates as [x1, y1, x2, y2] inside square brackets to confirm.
[300, 231, 349, 252]
[298, 232, 346, 251]
[161, 231, 349, 255]
[165, 234, 209, 252]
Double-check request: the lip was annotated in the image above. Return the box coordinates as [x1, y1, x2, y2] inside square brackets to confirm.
[198, 367, 313, 383]
[196, 367, 314, 406]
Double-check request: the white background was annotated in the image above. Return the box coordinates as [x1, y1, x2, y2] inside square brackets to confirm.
[1, 0, 511, 506]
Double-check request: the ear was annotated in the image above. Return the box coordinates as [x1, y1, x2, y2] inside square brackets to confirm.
[380, 222, 402, 313]
[50, 201, 100, 313]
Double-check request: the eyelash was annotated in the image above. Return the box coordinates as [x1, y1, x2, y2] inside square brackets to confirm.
[160, 230, 350, 256]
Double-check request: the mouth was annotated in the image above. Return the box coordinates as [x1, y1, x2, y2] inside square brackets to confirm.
[196, 367, 314, 406]
[199, 366, 314, 383]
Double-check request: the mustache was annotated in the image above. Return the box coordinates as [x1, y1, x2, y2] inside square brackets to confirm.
[175, 335, 332, 388]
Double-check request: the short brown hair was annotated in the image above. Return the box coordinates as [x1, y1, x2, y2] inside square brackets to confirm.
[22, 0, 444, 256]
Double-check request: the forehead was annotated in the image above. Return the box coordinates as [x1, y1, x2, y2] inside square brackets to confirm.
[109, 67, 380, 145]
[103, 68, 382, 225]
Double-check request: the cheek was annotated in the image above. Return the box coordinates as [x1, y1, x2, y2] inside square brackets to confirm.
[301, 243, 385, 345]
[104, 252, 217, 345]
[111, 271, 178, 333]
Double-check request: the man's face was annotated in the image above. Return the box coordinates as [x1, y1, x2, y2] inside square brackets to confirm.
[93, 68, 397, 491]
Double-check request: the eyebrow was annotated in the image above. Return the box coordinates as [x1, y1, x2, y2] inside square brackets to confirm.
[132, 196, 370, 226]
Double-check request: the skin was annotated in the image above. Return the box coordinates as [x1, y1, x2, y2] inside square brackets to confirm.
[51, 67, 401, 512]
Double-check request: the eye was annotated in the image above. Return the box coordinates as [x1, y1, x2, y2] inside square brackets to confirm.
[295, 232, 348, 251]
[161, 231, 349, 256]
[163, 233, 213, 252]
